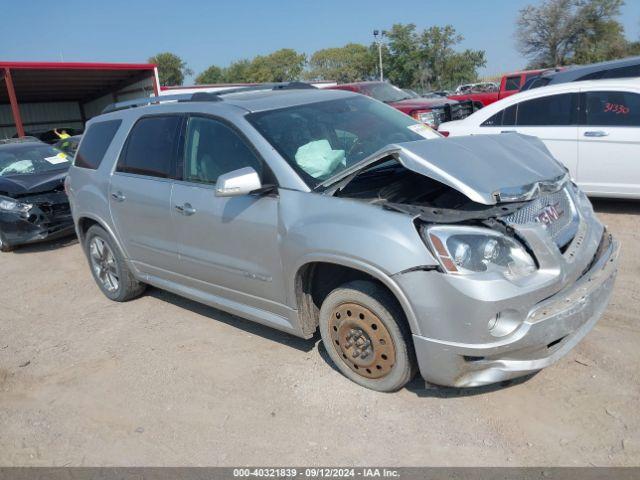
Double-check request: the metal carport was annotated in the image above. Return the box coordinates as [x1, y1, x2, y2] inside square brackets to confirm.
[0, 62, 159, 139]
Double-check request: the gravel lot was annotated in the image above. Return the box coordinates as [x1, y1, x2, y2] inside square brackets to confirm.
[0, 199, 639, 467]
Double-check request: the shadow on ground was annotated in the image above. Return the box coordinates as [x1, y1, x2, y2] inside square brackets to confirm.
[592, 198, 640, 215]
[148, 288, 318, 353]
[11, 234, 78, 254]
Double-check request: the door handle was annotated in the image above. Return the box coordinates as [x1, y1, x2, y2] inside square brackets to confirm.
[111, 191, 126, 202]
[175, 203, 196, 216]
[583, 130, 609, 137]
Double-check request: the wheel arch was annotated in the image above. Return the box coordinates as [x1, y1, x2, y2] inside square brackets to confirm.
[292, 255, 421, 338]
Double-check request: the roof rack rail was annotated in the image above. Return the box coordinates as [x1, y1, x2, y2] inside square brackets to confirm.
[102, 93, 221, 114]
[102, 82, 318, 114]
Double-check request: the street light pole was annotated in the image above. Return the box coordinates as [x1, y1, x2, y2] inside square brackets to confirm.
[373, 30, 386, 82]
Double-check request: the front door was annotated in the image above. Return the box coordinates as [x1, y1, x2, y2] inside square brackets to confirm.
[109, 114, 182, 274]
[577, 90, 640, 197]
[171, 115, 285, 305]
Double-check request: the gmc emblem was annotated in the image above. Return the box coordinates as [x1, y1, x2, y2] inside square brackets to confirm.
[536, 203, 564, 226]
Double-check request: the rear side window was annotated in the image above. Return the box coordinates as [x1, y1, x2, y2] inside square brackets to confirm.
[116, 116, 181, 178]
[504, 76, 521, 91]
[74, 120, 121, 169]
[481, 111, 503, 127]
[480, 104, 517, 127]
[584, 91, 640, 127]
[516, 93, 577, 126]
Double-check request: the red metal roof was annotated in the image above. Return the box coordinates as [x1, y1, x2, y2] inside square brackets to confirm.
[1, 62, 158, 103]
[0, 61, 156, 71]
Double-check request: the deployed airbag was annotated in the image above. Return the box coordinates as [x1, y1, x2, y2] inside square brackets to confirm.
[295, 140, 346, 179]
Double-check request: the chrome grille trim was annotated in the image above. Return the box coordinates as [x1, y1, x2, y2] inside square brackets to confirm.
[503, 188, 579, 247]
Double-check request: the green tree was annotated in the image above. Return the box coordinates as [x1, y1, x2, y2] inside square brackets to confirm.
[307, 43, 376, 82]
[384, 24, 421, 88]
[195, 65, 225, 84]
[148, 52, 193, 86]
[382, 23, 485, 90]
[223, 59, 253, 83]
[247, 49, 306, 82]
[516, 0, 627, 68]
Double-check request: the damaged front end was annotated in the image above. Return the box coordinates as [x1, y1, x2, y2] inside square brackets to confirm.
[0, 187, 74, 250]
[325, 133, 620, 387]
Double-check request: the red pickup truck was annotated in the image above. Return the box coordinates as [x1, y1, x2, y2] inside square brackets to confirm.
[330, 81, 473, 129]
[447, 69, 554, 107]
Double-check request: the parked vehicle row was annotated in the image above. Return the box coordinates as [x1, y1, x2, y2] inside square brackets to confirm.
[439, 78, 640, 199]
[62, 84, 619, 392]
[329, 81, 474, 128]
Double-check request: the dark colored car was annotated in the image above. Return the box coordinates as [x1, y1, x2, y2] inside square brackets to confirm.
[13, 127, 83, 144]
[330, 81, 473, 128]
[521, 56, 640, 91]
[0, 140, 74, 251]
[54, 135, 82, 157]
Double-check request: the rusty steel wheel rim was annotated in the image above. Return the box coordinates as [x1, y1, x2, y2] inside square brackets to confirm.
[328, 302, 396, 379]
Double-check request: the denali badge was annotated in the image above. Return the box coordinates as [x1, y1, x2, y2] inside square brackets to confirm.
[535, 203, 564, 226]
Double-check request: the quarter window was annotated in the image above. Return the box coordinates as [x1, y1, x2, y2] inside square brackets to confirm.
[481, 111, 502, 127]
[116, 116, 181, 178]
[516, 93, 576, 126]
[584, 91, 640, 127]
[480, 104, 516, 127]
[183, 116, 263, 185]
[504, 76, 521, 91]
[74, 120, 121, 170]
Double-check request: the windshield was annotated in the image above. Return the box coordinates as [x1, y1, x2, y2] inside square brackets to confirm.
[0, 143, 70, 177]
[358, 83, 413, 103]
[247, 95, 437, 188]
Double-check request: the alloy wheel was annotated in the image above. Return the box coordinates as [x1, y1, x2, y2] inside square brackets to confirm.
[89, 237, 119, 292]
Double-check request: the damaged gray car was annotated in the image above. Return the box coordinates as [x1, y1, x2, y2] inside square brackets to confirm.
[66, 86, 619, 391]
[0, 139, 74, 251]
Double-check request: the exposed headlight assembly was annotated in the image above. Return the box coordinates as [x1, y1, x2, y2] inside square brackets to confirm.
[425, 226, 537, 281]
[0, 195, 33, 214]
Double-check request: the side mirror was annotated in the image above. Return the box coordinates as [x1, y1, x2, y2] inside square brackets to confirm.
[215, 167, 262, 197]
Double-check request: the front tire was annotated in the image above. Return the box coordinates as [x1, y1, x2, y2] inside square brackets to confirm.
[319, 280, 416, 392]
[84, 225, 146, 302]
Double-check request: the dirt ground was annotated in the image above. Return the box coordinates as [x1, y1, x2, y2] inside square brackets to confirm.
[0, 199, 638, 467]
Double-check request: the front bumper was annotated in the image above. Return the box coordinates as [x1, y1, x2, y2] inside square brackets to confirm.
[0, 192, 74, 248]
[409, 233, 619, 387]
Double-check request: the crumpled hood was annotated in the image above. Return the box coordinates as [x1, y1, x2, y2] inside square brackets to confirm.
[323, 133, 568, 205]
[393, 134, 567, 204]
[0, 169, 68, 197]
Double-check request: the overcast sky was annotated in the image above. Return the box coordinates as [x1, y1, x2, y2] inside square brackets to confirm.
[4, 0, 640, 82]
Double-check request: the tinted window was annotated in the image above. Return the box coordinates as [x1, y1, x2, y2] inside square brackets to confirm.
[517, 93, 576, 126]
[502, 105, 517, 126]
[183, 116, 263, 184]
[584, 91, 640, 127]
[578, 65, 640, 81]
[481, 111, 502, 127]
[74, 120, 121, 169]
[117, 116, 181, 178]
[504, 76, 521, 91]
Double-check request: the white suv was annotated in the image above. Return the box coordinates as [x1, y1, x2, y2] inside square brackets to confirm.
[439, 78, 640, 199]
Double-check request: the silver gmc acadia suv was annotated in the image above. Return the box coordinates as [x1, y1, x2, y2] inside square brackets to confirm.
[66, 84, 620, 392]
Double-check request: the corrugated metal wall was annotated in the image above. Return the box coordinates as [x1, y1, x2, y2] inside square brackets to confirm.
[0, 102, 82, 139]
[84, 77, 156, 119]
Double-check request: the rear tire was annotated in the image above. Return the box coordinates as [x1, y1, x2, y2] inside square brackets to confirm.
[84, 225, 146, 302]
[319, 280, 416, 392]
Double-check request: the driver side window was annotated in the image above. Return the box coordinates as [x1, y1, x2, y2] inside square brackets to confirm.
[183, 116, 262, 185]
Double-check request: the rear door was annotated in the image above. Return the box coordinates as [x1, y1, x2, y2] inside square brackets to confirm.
[577, 89, 640, 197]
[171, 115, 286, 304]
[109, 114, 183, 274]
[512, 93, 579, 178]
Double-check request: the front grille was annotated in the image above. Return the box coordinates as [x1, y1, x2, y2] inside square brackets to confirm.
[503, 187, 579, 247]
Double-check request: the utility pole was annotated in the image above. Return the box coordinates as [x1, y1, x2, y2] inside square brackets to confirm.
[373, 30, 386, 82]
